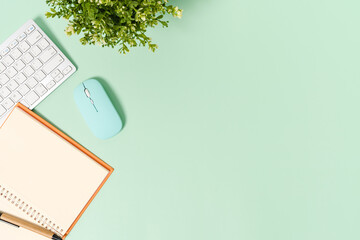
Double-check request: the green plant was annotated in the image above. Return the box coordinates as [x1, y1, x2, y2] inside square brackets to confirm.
[45, 0, 182, 54]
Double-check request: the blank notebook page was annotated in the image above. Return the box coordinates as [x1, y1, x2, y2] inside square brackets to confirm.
[0, 107, 110, 237]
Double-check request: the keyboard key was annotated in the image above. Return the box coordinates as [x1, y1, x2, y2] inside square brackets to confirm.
[22, 52, 34, 64]
[43, 55, 63, 74]
[14, 73, 27, 84]
[0, 74, 9, 85]
[27, 31, 42, 45]
[51, 69, 60, 78]
[34, 70, 45, 81]
[26, 25, 35, 34]
[26, 77, 37, 89]
[25, 91, 39, 105]
[8, 80, 19, 91]
[3, 55, 14, 66]
[14, 60, 26, 71]
[35, 84, 47, 96]
[54, 73, 64, 82]
[30, 45, 42, 57]
[0, 87, 11, 98]
[46, 80, 56, 90]
[39, 47, 56, 63]
[1, 48, 10, 56]
[31, 59, 42, 70]
[5, 67, 17, 78]
[2, 98, 14, 110]
[0, 63, 6, 73]
[0, 105, 6, 116]
[17, 32, 27, 41]
[62, 66, 72, 75]
[19, 42, 30, 52]
[18, 85, 30, 96]
[38, 39, 49, 50]
[23, 66, 35, 77]
[11, 48, 22, 59]
[10, 91, 22, 102]
[9, 40, 18, 48]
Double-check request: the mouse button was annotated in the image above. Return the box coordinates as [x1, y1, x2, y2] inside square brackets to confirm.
[74, 84, 87, 101]
[88, 84, 107, 104]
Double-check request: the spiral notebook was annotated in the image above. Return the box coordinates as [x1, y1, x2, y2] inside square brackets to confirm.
[0, 103, 113, 239]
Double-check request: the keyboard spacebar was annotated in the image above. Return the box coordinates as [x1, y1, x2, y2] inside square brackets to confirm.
[42, 55, 64, 74]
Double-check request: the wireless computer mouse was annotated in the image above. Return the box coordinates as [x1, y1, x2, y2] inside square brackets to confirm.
[74, 79, 123, 139]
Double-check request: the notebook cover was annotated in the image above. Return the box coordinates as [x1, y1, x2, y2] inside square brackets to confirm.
[1, 103, 114, 238]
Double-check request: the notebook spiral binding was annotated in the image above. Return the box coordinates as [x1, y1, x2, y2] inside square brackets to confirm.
[0, 184, 63, 236]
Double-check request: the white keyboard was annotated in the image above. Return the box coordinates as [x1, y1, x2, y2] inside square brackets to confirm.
[0, 19, 76, 126]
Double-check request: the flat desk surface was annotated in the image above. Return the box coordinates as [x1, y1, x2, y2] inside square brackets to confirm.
[2, 0, 360, 239]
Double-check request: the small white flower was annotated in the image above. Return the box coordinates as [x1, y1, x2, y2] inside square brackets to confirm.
[65, 25, 75, 36]
[176, 9, 183, 19]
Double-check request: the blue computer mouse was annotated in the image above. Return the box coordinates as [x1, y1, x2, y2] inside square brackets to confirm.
[74, 79, 123, 139]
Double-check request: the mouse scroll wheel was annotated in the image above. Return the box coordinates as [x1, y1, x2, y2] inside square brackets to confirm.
[84, 88, 91, 98]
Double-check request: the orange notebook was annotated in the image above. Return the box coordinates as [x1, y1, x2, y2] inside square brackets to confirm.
[0, 103, 113, 240]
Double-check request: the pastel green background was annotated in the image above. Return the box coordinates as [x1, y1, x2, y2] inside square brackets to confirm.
[1, 0, 360, 239]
